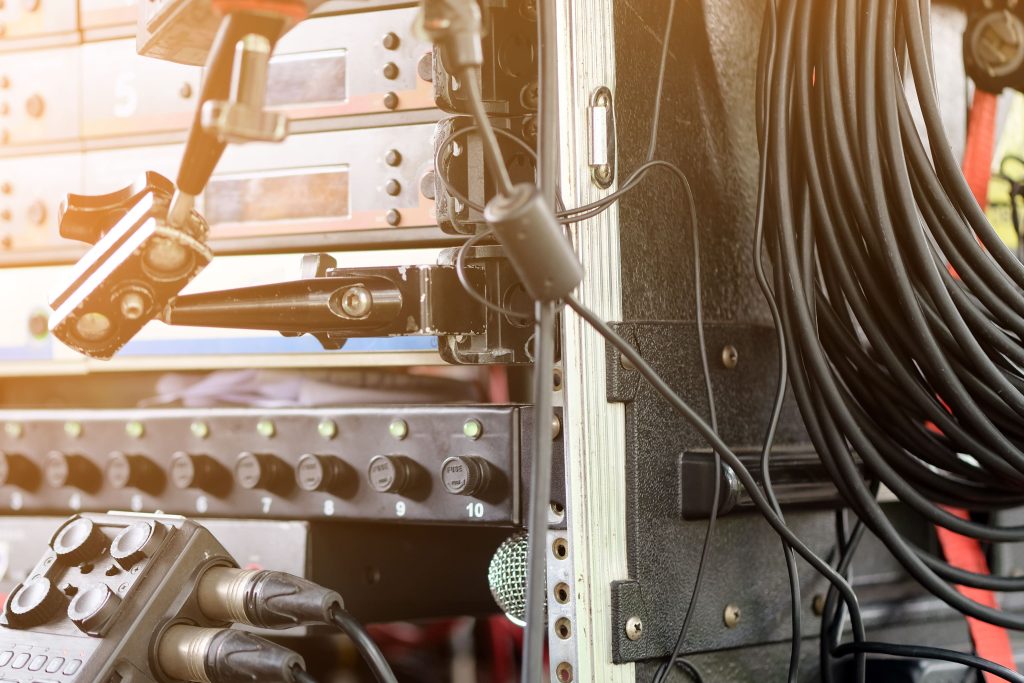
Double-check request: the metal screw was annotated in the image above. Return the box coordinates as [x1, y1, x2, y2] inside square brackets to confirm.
[256, 419, 276, 438]
[619, 353, 636, 370]
[119, 291, 147, 321]
[144, 237, 188, 274]
[382, 32, 400, 50]
[24, 94, 44, 119]
[3, 422, 21, 438]
[723, 604, 741, 628]
[551, 414, 562, 439]
[419, 171, 436, 200]
[383, 92, 399, 110]
[64, 422, 83, 438]
[318, 419, 337, 439]
[625, 616, 643, 641]
[190, 421, 209, 439]
[389, 419, 408, 440]
[339, 286, 372, 318]
[812, 594, 826, 616]
[463, 419, 483, 440]
[385, 209, 402, 226]
[125, 421, 145, 439]
[179, 82, 193, 99]
[382, 62, 399, 80]
[384, 179, 402, 196]
[721, 345, 739, 369]
[27, 200, 45, 225]
[384, 149, 402, 167]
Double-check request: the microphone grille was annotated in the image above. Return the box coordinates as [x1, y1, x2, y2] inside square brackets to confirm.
[487, 531, 530, 625]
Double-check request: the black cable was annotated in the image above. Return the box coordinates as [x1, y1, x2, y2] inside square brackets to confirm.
[831, 643, 1024, 683]
[291, 666, 319, 683]
[329, 606, 398, 683]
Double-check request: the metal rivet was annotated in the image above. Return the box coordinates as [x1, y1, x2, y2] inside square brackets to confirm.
[382, 32, 400, 50]
[384, 178, 402, 196]
[389, 419, 408, 440]
[384, 149, 402, 167]
[256, 419, 276, 438]
[383, 92, 399, 110]
[382, 62, 399, 80]
[4, 422, 21, 438]
[723, 604, 741, 628]
[64, 422, 82, 438]
[463, 419, 483, 440]
[385, 209, 401, 226]
[190, 421, 209, 439]
[625, 616, 643, 641]
[318, 419, 337, 439]
[179, 82, 193, 99]
[721, 345, 739, 369]
[551, 414, 562, 440]
[125, 421, 144, 439]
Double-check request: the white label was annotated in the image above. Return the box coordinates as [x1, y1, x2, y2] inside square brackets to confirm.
[9, 492, 22, 511]
[261, 497, 273, 514]
[395, 501, 406, 517]
[69, 493, 81, 511]
[323, 499, 335, 516]
[196, 495, 208, 514]
[130, 494, 143, 512]
[466, 502, 485, 518]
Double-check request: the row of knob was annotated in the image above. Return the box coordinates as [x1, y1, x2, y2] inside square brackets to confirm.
[0, 451, 497, 499]
[5, 518, 164, 633]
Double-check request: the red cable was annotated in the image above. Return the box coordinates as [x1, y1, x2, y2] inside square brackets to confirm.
[934, 87, 1019, 683]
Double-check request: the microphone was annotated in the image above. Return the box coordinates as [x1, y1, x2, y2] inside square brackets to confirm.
[487, 532, 539, 626]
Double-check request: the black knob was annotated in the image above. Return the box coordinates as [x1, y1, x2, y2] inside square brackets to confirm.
[59, 171, 174, 245]
[44, 451, 100, 492]
[169, 452, 229, 496]
[4, 577, 64, 628]
[68, 583, 121, 635]
[295, 454, 354, 496]
[105, 452, 164, 494]
[0, 451, 39, 490]
[110, 520, 167, 570]
[440, 456, 494, 497]
[235, 452, 291, 495]
[50, 517, 106, 565]
[367, 455, 419, 494]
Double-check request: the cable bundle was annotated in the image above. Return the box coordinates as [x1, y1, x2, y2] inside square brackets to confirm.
[760, 0, 1024, 630]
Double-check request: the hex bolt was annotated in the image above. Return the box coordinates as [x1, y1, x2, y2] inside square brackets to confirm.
[625, 616, 643, 641]
[721, 345, 739, 369]
[119, 291, 147, 321]
[339, 286, 372, 318]
[723, 604, 741, 628]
